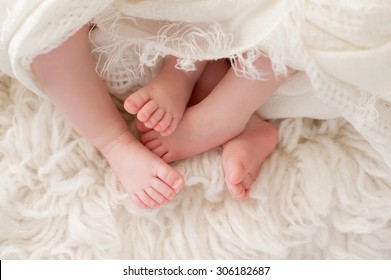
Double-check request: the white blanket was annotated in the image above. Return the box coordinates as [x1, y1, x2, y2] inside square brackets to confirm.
[1, 0, 391, 169]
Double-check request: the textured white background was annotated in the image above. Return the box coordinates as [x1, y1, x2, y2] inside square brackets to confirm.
[1, 76, 391, 259]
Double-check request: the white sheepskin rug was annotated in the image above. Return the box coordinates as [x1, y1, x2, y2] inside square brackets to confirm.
[1, 75, 391, 259]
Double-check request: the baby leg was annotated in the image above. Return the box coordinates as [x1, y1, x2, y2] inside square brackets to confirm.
[125, 56, 206, 136]
[137, 59, 279, 200]
[140, 54, 285, 162]
[191, 61, 279, 200]
[138, 58, 279, 201]
[32, 25, 184, 208]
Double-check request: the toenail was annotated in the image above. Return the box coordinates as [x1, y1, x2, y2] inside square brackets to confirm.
[173, 179, 183, 190]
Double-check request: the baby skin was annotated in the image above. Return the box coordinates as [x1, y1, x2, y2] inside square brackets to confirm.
[125, 56, 206, 136]
[32, 25, 184, 209]
[127, 58, 282, 200]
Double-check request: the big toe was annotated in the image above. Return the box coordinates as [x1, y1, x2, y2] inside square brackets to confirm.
[132, 191, 159, 209]
[155, 163, 184, 193]
[124, 97, 139, 114]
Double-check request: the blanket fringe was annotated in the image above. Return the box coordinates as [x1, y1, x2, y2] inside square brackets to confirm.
[90, 1, 390, 167]
[91, 7, 277, 92]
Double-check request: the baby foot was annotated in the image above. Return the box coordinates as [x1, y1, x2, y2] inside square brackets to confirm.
[221, 114, 278, 200]
[124, 69, 194, 136]
[139, 104, 247, 163]
[102, 131, 184, 208]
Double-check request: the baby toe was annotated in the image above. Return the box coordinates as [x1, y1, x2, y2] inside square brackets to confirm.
[131, 194, 149, 209]
[156, 114, 174, 134]
[145, 187, 168, 206]
[156, 166, 184, 192]
[151, 178, 177, 201]
[137, 100, 159, 122]
[124, 90, 150, 114]
[145, 108, 164, 129]
[135, 191, 159, 208]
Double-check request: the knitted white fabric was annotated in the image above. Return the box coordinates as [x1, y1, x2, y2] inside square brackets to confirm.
[0, 0, 113, 94]
[2, 0, 389, 168]
[90, 0, 391, 169]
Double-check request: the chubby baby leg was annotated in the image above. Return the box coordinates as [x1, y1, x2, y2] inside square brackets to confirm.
[140, 55, 284, 163]
[125, 56, 206, 136]
[32, 25, 183, 209]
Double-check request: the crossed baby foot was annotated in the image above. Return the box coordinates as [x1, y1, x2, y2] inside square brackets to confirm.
[137, 113, 278, 201]
[138, 103, 247, 163]
[124, 69, 194, 136]
[102, 131, 184, 208]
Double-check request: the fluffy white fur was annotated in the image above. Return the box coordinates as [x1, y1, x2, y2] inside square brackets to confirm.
[1, 75, 390, 259]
